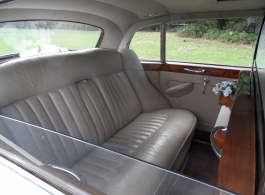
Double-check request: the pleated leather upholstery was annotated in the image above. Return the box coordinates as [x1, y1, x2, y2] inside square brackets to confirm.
[1, 84, 100, 144]
[102, 113, 169, 156]
[0, 117, 92, 168]
[102, 109, 196, 169]
[1, 72, 142, 146]
[0, 48, 197, 194]
[77, 79, 117, 144]
[71, 149, 130, 190]
[93, 72, 142, 130]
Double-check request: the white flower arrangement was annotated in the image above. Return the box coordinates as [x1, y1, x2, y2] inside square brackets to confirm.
[212, 81, 237, 97]
[20, 44, 68, 57]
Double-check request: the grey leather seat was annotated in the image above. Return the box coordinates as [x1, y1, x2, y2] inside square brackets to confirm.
[0, 48, 196, 191]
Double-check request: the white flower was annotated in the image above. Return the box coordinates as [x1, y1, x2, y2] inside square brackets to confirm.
[20, 44, 69, 57]
[20, 48, 38, 57]
[40, 44, 61, 54]
[223, 86, 232, 97]
[212, 86, 219, 95]
[59, 47, 68, 52]
[212, 81, 237, 96]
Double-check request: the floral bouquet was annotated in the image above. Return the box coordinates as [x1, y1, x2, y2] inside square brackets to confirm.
[212, 81, 237, 97]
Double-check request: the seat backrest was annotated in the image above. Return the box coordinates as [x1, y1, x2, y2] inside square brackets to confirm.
[0, 48, 170, 145]
[0, 49, 143, 144]
[119, 49, 170, 112]
[77, 73, 142, 137]
[0, 115, 92, 168]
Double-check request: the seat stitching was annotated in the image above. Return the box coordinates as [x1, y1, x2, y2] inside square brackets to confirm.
[87, 155, 125, 166]
[94, 77, 121, 129]
[48, 92, 80, 156]
[76, 160, 117, 173]
[102, 143, 138, 151]
[34, 96, 56, 130]
[100, 152, 138, 190]
[105, 138, 144, 146]
[13, 104, 59, 165]
[132, 114, 170, 157]
[24, 99, 65, 165]
[102, 76, 123, 128]
[90, 82, 116, 137]
[116, 72, 137, 119]
[77, 83, 100, 143]
[36, 96, 72, 164]
[123, 70, 144, 112]
[1, 82, 86, 109]
[57, 88, 83, 139]
[71, 167, 109, 183]
[113, 130, 153, 137]
[47, 93, 68, 134]
[67, 85, 94, 141]
[168, 116, 197, 169]
[110, 74, 131, 124]
[86, 82, 110, 141]
[124, 124, 161, 129]
[135, 118, 168, 122]
[57, 89, 82, 156]
[80, 83, 104, 143]
[108, 136, 146, 143]
[107, 75, 128, 128]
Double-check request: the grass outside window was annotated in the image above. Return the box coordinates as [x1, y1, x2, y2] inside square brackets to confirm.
[0, 21, 102, 57]
[131, 32, 256, 67]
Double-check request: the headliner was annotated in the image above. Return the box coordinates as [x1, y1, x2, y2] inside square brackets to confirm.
[0, 0, 264, 49]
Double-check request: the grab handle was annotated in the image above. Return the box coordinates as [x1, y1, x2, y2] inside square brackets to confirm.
[184, 68, 205, 73]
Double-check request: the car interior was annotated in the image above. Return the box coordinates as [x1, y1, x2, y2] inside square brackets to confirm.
[0, 0, 265, 195]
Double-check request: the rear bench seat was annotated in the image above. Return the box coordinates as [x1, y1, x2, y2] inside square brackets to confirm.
[0, 48, 196, 191]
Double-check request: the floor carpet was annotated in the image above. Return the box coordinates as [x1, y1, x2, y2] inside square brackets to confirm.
[182, 140, 219, 185]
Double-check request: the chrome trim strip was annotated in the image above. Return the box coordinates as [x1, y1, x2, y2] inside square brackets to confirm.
[49, 164, 87, 184]
[210, 126, 227, 159]
[184, 68, 205, 73]
[161, 23, 166, 64]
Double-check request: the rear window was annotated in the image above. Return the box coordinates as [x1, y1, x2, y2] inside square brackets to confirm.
[130, 24, 161, 61]
[0, 21, 102, 58]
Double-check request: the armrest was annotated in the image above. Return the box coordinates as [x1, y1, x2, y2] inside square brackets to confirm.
[164, 83, 193, 98]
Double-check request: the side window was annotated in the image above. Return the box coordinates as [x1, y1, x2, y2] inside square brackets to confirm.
[130, 24, 160, 61]
[0, 21, 102, 58]
[166, 18, 262, 67]
[256, 20, 265, 68]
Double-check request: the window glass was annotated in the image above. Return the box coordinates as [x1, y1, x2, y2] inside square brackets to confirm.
[0, 21, 102, 57]
[130, 24, 160, 60]
[166, 18, 262, 67]
[256, 21, 265, 68]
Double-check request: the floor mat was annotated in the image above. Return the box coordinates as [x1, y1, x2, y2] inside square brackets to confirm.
[182, 141, 219, 185]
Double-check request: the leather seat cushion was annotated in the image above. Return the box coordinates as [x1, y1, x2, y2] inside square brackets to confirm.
[70, 148, 168, 195]
[71, 149, 130, 190]
[102, 109, 196, 169]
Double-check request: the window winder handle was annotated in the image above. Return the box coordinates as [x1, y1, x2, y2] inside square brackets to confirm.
[202, 77, 210, 94]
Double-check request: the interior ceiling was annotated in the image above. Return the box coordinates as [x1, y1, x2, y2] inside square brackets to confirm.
[0, 0, 265, 32]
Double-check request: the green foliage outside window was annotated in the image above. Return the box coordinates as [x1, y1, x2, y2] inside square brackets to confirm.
[173, 18, 261, 45]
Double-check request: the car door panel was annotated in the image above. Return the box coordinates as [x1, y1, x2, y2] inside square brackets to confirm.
[144, 63, 241, 132]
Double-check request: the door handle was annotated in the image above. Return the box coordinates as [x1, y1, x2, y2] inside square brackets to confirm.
[184, 68, 205, 73]
[202, 77, 210, 94]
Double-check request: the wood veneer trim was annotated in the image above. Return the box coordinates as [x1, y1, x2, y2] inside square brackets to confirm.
[142, 63, 240, 79]
[219, 95, 233, 111]
[217, 95, 255, 195]
[214, 131, 226, 149]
